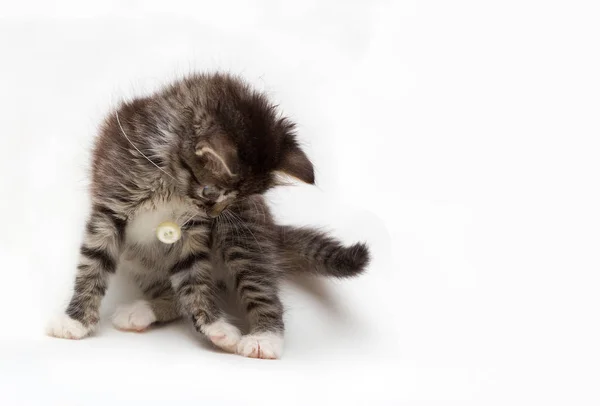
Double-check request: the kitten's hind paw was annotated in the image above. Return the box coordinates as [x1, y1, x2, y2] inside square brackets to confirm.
[112, 300, 157, 332]
[237, 332, 283, 359]
[201, 319, 242, 353]
[46, 314, 93, 340]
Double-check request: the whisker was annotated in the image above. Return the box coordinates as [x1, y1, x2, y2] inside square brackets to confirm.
[225, 211, 242, 245]
[179, 211, 197, 228]
[252, 198, 266, 223]
[224, 211, 243, 246]
[228, 210, 263, 253]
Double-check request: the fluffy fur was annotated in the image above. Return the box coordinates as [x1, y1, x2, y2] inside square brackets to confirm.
[49, 73, 370, 358]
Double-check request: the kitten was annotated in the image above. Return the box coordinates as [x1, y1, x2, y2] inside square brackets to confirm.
[47, 73, 370, 359]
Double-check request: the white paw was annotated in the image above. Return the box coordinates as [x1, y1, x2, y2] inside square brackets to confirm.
[237, 332, 283, 359]
[46, 314, 92, 340]
[112, 300, 157, 332]
[201, 319, 242, 353]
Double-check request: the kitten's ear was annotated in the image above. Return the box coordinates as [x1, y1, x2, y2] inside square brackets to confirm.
[276, 144, 315, 184]
[195, 136, 238, 177]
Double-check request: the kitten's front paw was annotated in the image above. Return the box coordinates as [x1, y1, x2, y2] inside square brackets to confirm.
[201, 319, 242, 353]
[237, 332, 283, 359]
[46, 314, 93, 340]
[112, 300, 157, 332]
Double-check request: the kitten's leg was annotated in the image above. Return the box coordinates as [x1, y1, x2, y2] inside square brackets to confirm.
[224, 246, 285, 359]
[112, 280, 181, 332]
[47, 205, 124, 339]
[170, 233, 240, 353]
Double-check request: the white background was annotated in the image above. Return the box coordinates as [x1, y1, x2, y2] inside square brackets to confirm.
[1, 0, 599, 404]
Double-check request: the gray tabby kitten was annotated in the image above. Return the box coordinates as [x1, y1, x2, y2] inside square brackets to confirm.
[47, 73, 370, 359]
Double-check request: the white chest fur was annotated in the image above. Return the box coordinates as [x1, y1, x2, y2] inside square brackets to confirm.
[126, 197, 197, 245]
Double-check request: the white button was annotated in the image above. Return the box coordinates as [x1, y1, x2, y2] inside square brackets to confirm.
[156, 221, 182, 244]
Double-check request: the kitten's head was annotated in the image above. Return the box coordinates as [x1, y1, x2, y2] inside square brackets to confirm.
[178, 74, 314, 218]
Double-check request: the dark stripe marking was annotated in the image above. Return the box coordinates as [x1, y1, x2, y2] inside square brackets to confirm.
[184, 219, 212, 229]
[170, 251, 210, 275]
[92, 204, 127, 241]
[239, 284, 262, 296]
[246, 297, 276, 312]
[227, 250, 254, 262]
[80, 245, 116, 272]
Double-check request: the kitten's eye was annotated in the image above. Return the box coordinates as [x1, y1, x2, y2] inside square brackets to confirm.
[201, 185, 220, 199]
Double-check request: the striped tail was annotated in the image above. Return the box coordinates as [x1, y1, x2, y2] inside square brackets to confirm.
[277, 225, 370, 278]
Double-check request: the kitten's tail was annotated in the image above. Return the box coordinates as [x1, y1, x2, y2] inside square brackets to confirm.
[277, 225, 370, 278]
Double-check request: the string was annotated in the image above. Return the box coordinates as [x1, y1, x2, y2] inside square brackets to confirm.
[115, 110, 177, 181]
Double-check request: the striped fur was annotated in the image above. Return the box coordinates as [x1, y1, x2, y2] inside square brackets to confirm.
[48, 73, 370, 358]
